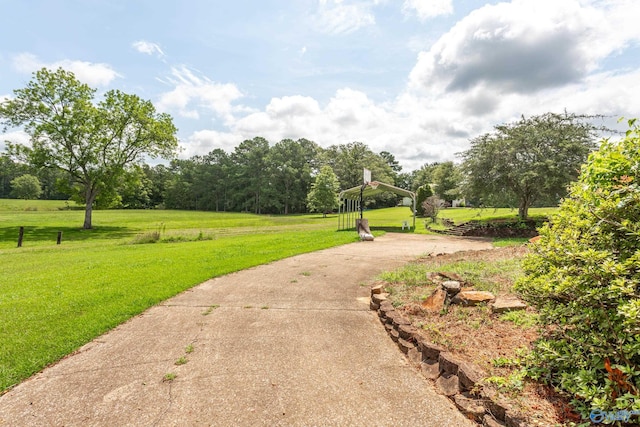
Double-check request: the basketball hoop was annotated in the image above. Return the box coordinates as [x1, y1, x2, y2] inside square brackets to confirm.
[369, 181, 379, 190]
[363, 168, 371, 184]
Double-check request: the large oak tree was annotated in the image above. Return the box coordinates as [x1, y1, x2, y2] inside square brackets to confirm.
[459, 112, 602, 219]
[0, 68, 178, 228]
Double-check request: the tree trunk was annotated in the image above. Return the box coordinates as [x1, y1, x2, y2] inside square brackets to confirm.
[518, 198, 531, 220]
[83, 189, 98, 229]
[83, 203, 93, 229]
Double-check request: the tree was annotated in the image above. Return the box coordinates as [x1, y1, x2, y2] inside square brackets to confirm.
[266, 138, 318, 214]
[230, 137, 270, 214]
[307, 165, 340, 217]
[10, 174, 42, 199]
[411, 162, 440, 191]
[197, 149, 231, 212]
[432, 161, 461, 203]
[164, 159, 197, 210]
[379, 150, 402, 186]
[321, 142, 394, 189]
[415, 184, 433, 216]
[0, 68, 178, 228]
[459, 112, 602, 219]
[422, 195, 444, 223]
[0, 155, 29, 198]
[515, 119, 640, 416]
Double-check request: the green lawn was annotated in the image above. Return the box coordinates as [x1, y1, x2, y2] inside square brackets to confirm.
[0, 203, 358, 391]
[0, 202, 555, 392]
[362, 206, 557, 234]
[0, 198, 72, 211]
[434, 206, 557, 223]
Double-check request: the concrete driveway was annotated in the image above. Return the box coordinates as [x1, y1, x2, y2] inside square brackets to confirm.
[0, 233, 493, 426]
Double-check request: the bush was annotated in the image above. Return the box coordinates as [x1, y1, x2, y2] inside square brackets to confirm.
[10, 174, 42, 199]
[515, 120, 640, 417]
[415, 184, 433, 216]
[422, 195, 444, 222]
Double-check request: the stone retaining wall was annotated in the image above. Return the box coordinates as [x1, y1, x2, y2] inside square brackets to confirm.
[370, 290, 527, 427]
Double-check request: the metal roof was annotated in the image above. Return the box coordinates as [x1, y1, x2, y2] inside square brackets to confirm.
[339, 181, 416, 200]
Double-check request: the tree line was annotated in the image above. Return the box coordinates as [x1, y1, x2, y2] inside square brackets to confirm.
[0, 135, 457, 213]
[1, 68, 606, 228]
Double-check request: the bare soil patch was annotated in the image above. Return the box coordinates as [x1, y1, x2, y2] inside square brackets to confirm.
[378, 245, 583, 426]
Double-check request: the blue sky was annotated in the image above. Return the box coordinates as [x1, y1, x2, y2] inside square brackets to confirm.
[1, 0, 639, 171]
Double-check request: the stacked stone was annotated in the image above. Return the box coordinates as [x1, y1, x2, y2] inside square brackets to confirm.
[370, 285, 528, 427]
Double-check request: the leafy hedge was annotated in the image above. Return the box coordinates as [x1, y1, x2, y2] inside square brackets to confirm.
[515, 120, 640, 417]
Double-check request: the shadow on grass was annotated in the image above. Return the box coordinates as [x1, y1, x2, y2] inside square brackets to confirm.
[0, 225, 134, 245]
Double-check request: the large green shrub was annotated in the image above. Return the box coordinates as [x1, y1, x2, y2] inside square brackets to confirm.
[515, 120, 640, 417]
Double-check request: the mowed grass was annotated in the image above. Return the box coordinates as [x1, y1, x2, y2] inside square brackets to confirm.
[0, 202, 555, 392]
[433, 206, 557, 224]
[362, 206, 557, 234]
[0, 198, 72, 211]
[0, 206, 334, 249]
[0, 202, 358, 392]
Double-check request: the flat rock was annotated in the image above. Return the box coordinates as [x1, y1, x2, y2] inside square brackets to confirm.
[483, 415, 506, 427]
[407, 347, 422, 365]
[398, 324, 416, 341]
[398, 338, 415, 354]
[435, 373, 459, 396]
[418, 340, 445, 362]
[451, 290, 495, 306]
[481, 389, 509, 421]
[491, 297, 527, 313]
[370, 284, 384, 295]
[439, 271, 465, 282]
[458, 362, 485, 392]
[371, 292, 388, 304]
[389, 328, 400, 342]
[421, 360, 440, 379]
[392, 314, 412, 328]
[438, 352, 460, 376]
[454, 394, 485, 422]
[441, 280, 461, 295]
[422, 288, 447, 312]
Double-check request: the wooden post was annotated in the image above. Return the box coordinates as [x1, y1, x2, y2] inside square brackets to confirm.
[57, 231, 62, 245]
[18, 226, 24, 248]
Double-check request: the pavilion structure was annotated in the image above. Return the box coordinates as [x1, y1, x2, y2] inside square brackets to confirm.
[337, 181, 416, 231]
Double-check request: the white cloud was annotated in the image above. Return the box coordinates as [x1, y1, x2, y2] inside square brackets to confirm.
[180, 129, 242, 158]
[0, 129, 31, 153]
[403, 0, 453, 20]
[132, 40, 165, 57]
[161, 0, 640, 172]
[408, 0, 640, 97]
[314, 0, 376, 34]
[156, 66, 244, 121]
[12, 53, 121, 87]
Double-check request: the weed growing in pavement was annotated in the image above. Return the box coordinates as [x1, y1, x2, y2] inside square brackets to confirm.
[202, 305, 220, 316]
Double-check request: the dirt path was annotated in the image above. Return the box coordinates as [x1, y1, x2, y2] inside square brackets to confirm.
[0, 234, 492, 426]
